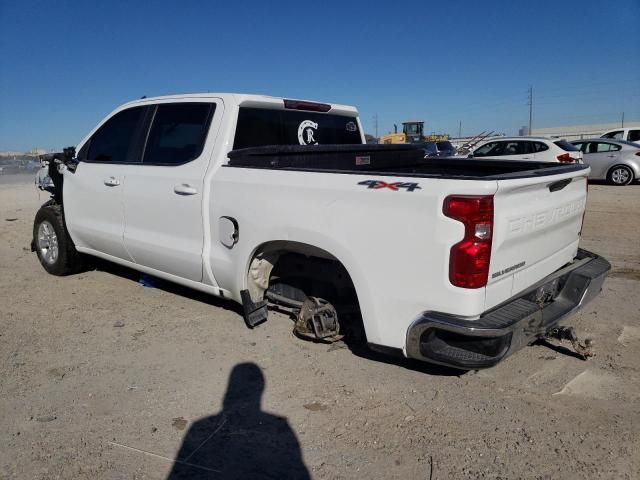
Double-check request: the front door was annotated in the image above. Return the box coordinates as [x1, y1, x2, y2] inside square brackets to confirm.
[122, 101, 221, 282]
[64, 106, 149, 261]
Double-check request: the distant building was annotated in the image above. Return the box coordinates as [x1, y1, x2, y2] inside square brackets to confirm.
[0, 151, 26, 157]
[531, 122, 640, 140]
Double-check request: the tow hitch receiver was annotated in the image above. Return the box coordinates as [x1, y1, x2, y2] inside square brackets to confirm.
[545, 326, 594, 360]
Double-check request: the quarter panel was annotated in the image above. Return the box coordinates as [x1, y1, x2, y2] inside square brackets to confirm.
[208, 167, 497, 348]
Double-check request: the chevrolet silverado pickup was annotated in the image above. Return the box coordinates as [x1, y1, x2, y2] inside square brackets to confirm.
[33, 93, 610, 369]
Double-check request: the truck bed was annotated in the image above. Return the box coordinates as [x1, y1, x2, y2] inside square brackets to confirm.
[226, 144, 588, 179]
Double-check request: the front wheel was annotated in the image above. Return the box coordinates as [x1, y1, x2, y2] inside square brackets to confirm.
[607, 165, 634, 186]
[33, 204, 83, 275]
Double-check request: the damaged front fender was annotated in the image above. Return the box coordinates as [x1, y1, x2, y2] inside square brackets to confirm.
[36, 147, 77, 204]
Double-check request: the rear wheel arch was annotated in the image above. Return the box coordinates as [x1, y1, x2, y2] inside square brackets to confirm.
[245, 241, 351, 300]
[245, 240, 366, 340]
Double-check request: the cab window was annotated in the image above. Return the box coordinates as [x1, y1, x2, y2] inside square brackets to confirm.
[233, 107, 362, 149]
[143, 103, 214, 165]
[474, 142, 503, 157]
[602, 130, 624, 140]
[629, 130, 640, 142]
[531, 142, 549, 153]
[587, 142, 621, 153]
[501, 141, 523, 155]
[86, 107, 147, 163]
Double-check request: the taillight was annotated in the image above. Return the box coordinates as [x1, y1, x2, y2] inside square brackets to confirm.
[443, 195, 494, 289]
[556, 153, 575, 163]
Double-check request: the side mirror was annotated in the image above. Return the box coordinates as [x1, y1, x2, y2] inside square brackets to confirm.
[62, 146, 76, 162]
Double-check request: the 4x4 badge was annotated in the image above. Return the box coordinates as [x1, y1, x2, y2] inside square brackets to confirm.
[358, 180, 421, 192]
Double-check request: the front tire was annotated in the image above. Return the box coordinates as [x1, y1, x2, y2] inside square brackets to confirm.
[607, 165, 634, 186]
[33, 204, 82, 275]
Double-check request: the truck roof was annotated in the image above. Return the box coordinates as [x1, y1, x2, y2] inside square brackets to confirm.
[119, 93, 359, 116]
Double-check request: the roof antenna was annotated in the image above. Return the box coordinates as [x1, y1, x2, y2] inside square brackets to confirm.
[141, 95, 147, 99]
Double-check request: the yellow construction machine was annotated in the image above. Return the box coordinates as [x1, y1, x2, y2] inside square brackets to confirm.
[379, 121, 449, 144]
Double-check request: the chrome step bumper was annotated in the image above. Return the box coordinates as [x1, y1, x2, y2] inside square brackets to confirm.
[406, 249, 611, 369]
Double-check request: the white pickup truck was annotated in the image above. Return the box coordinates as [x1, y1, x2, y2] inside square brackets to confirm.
[33, 93, 610, 369]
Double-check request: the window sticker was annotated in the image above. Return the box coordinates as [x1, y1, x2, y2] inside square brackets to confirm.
[298, 120, 318, 145]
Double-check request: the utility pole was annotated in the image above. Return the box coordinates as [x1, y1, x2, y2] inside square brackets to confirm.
[458, 120, 462, 138]
[528, 86, 533, 135]
[622, 112, 625, 128]
[373, 113, 379, 140]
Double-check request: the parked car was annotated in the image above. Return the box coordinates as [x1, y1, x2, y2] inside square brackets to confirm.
[570, 139, 640, 185]
[470, 137, 582, 163]
[600, 127, 640, 145]
[32, 93, 609, 370]
[422, 140, 456, 157]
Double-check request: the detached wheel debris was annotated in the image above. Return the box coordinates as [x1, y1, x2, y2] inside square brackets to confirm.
[545, 326, 594, 360]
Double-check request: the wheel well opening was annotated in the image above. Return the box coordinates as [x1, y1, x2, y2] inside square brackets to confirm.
[247, 243, 365, 343]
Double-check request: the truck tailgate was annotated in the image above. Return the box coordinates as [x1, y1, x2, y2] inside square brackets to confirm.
[489, 170, 588, 303]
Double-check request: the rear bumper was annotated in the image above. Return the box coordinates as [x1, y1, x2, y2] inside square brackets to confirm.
[406, 249, 610, 369]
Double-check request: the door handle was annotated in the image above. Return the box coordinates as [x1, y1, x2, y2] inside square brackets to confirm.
[607, 155, 616, 158]
[174, 184, 198, 195]
[104, 177, 120, 187]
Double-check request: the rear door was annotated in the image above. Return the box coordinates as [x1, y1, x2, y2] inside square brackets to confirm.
[583, 141, 621, 178]
[122, 100, 221, 281]
[64, 106, 150, 260]
[490, 168, 589, 296]
[495, 141, 528, 161]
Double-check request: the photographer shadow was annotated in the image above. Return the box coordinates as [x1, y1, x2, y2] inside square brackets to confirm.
[167, 362, 310, 480]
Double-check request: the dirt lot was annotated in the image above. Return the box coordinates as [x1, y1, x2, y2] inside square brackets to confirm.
[1, 176, 639, 479]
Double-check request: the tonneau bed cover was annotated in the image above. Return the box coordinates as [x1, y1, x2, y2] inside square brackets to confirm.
[227, 144, 588, 179]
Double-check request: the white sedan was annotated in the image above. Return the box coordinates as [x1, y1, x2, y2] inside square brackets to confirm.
[470, 137, 582, 163]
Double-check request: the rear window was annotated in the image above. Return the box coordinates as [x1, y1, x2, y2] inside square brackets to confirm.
[554, 140, 580, 152]
[422, 142, 437, 153]
[436, 141, 453, 151]
[233, 107, 362, 149]
[629, 130, 640, 142]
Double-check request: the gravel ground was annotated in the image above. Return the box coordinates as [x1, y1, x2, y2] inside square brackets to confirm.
[0, 177, 638, 479]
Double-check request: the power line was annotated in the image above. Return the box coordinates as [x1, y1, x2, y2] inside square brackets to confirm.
[531, 77, 640, 95]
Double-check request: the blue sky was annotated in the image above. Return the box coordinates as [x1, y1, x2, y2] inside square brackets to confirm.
[1, 0, 639, 151]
